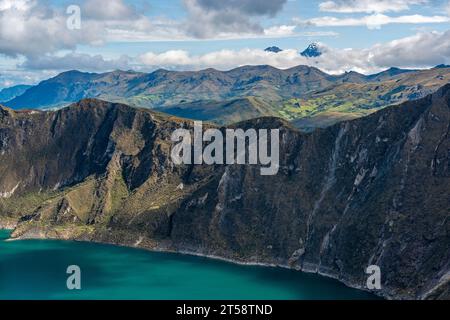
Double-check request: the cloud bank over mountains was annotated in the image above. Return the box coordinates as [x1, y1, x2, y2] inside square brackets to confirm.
[20, 29, 448, 76]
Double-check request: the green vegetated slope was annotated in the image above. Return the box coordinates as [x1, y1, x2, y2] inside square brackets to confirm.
[287, 67, 450, 130]
[5, 65, 450, 130]
[155, 96, 277, 125]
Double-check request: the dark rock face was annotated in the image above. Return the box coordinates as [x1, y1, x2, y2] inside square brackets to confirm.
[1, 86, 449, 300]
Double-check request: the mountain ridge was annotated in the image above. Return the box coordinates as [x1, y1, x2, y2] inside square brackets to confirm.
[0, 84, 32, 102]
[3, 65, 450, 132]
[4, 64, 441, 109]
[300, 43, 322, 58]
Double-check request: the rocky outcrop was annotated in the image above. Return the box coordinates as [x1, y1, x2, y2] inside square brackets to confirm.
[1, 85, 449, 300]
[0, 216, 17, 229]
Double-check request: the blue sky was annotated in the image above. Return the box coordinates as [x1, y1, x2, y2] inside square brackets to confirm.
[0, 0, 449, 88]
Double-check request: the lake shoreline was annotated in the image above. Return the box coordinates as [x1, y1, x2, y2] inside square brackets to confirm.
[0, 228, 380, 300]
[0, 218, 17, 230]
[3, 222, 384, 300]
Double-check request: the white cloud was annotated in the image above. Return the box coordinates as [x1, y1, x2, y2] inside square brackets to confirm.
[139, 48, 309, 70]
[263, 25, 297, 37]
[0, 0, 307, 57]
[138, 47, 372, 74]
[0, 0, 107, 57]
[319, 0, 427, 13]
[0, 0, 32, 11]
[21, 53, 130, 71]
[0, 0, 208, 57]
[368, 30, 450, 67]
[138, 30, 450, 74]
[296, 13, 450, 29]
[103, 0, 300, 42]
[0, 0, 192, 56]
[313, 30, 450, 72]
[83, 0, 138, 21]
[182, 0, 288, 38]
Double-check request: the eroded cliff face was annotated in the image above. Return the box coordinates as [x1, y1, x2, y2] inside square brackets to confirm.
[0, 86, 449, 300]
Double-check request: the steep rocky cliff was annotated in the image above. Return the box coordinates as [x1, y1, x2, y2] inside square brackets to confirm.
[1, 85, 449, 300]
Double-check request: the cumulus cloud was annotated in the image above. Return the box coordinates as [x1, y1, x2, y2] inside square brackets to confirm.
[83, 0, 138, 21]
[368, 30, 450, 67]
[21, 53, 130, 71]
[0, 0, 300, 58]
[138, 30, 450, 74]
[0, 0, 186, 57]
[0, 0, 153, 57]
[296, 13, 450, 29]
[0, 0, 100, 57]
[139, 48, 308, 70]
[319, 0, 427, 13]
[0, 0, 33, 11]
[194, 0, 287, 16]
[263, 25, 297, 37]
[183, 0, 288, 38]
[310, 31, 450, 72]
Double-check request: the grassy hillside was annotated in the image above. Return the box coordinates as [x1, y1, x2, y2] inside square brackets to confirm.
[4, 65, 450, 131]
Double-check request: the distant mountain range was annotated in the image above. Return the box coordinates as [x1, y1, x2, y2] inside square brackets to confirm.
[0, 84, 32, 102]
[4, 65, 337, 109]
[2, 64, 450, 131]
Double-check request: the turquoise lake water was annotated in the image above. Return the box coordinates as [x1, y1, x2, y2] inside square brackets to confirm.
[0, 229, 378, 300]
